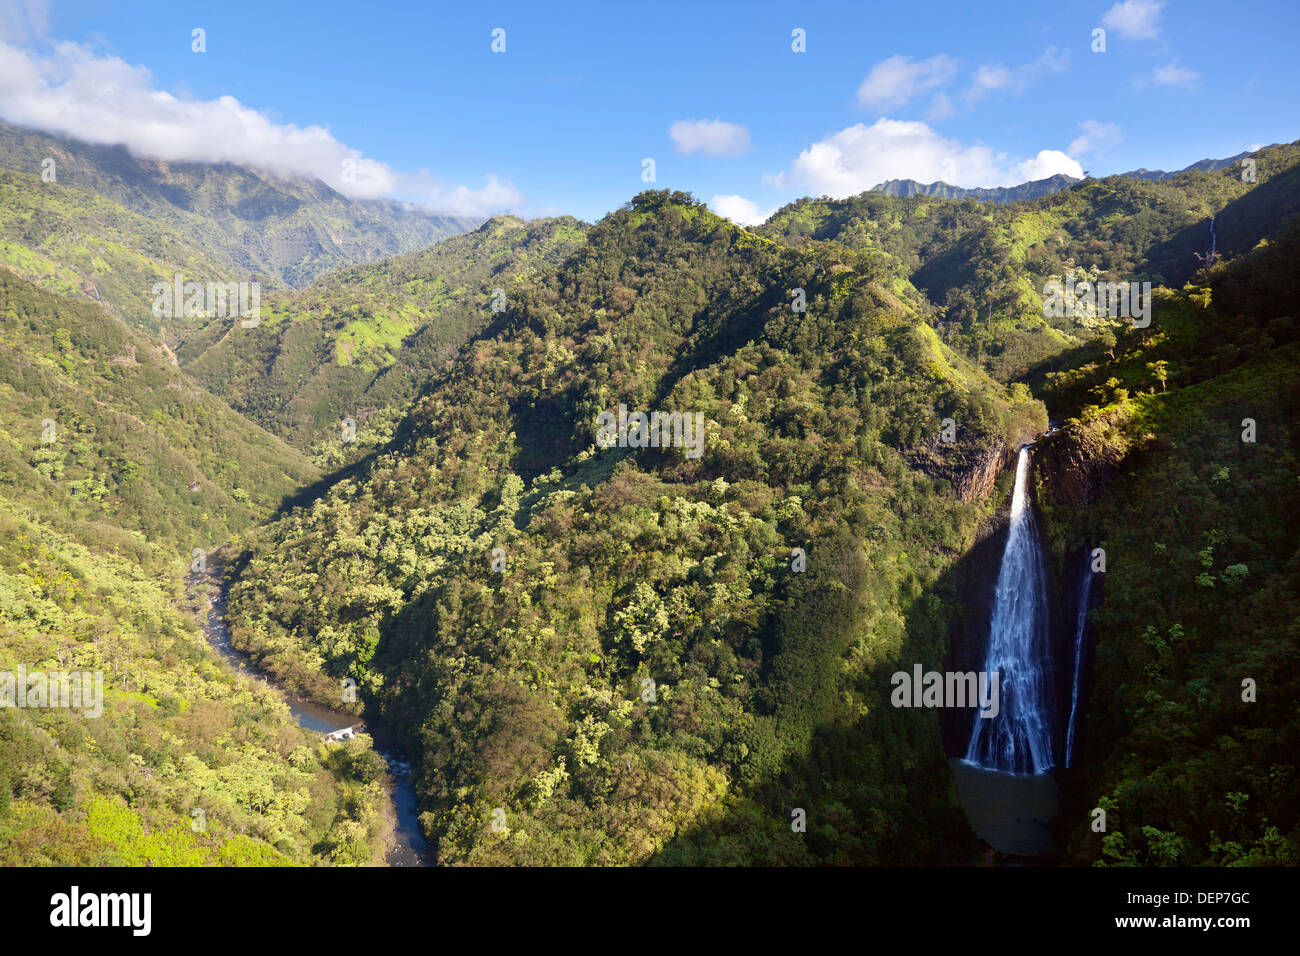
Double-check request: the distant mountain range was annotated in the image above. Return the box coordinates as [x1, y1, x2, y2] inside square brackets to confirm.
[871, 173, 1080, 203]
[0, 122, 480, 291]
[871, 146, 1279, 204]
[1117, 148, 1274, 180]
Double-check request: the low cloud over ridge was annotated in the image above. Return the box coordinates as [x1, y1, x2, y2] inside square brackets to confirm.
[770, 118, 1082, 197]
[0, 36, 519, 216]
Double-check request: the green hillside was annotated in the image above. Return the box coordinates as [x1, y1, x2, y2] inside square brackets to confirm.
[221, 191, 1044, 864]
[1034, 219, 1300, 865]
[0, 267, 392, 865]
[178, 214, 589, 457]
[0, 167, 250, 336]
[0, 122, 479, 291]
[762, 140, 1300, 382]
[1, 119, 1295, 871]
[0, 268, 320, 548]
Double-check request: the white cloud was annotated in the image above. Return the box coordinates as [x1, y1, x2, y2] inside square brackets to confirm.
[1101, 0, 1166, 40]
[925, 92, 956, 122]
[968, 64, 1014, 98]
[668, 118, 751, 156]
[1016, 150, 1084, 181]
[964, 47, 1069, 103]
[857, 54, 957, 110]
[1151, 59, 1200, 86]
[771, 118, 1080, 196]
[396, 170, 524, 217]
[709, 194, 777, 226]
[1068, 119, 1123, 157]
[0, 0, 49, 43]
[0, 37, 519, 216]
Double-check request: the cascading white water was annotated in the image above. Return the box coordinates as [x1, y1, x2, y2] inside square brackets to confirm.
[965, 446, 1056, 774]
[1064, 561, 1093, 768]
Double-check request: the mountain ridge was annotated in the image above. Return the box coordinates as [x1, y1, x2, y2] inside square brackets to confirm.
[870, 145, 1281, 206]
[872, 173, 1081, 204]
[0, 121, 481, 291]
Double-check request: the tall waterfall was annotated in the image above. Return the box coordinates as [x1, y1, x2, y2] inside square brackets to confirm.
[1064, 560, 1093, 768]
[965, 446, 1056, 774]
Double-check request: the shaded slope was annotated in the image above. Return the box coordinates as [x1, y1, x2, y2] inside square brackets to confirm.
[1033, 217, 1300, 865]
[762, 140, 1300, 382]
[178, 215, 589, 455]
[222, 190, 1043, 865]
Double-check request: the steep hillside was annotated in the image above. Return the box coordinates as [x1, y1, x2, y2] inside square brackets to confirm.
[0, 268, 391, 865]
[1032, 218, 1300, 865]
[0, 122, 478, 303]
[178, 215, 589, 456]
[763, 140, 1300, 383]
[0, 167, 249, 336]
[0, 512, 392, 866]
[0, 268, 320, 548]
[221, 191, 1044, 865]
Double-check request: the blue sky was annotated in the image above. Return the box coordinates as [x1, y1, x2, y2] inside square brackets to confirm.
[1, 0, 1296, 222]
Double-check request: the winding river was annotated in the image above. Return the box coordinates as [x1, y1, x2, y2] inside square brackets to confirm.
[188, 565, 432, 867]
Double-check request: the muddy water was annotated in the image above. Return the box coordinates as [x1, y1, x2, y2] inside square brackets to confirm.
[190, 567, 432, 866]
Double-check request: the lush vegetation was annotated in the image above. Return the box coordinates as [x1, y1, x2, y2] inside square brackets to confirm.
[1, 124, 1296, 867]
[178, 215, 589, 457]
[0, 166, 244, 336]
[0, 268, 320, 546]
[1035, 220, 1300, 865]
[0, 121, 477, 302]
[762, 141, 1300, 383]
[223, 191, 1041, 864]
[0, 508, 392, 865]
[0, 268, 393, 864]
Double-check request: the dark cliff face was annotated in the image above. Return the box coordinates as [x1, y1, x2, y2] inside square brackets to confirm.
[953, 443, 1016, 503]
[939, 507, 1010, 754]
[911, 438, 1017, 504]
[1049, 546, 1101, 765]
[1032, 420, 1126, 506]
[1030, 421, 1126, 770]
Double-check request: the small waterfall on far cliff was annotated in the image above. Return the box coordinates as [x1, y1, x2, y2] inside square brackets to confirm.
[965, 446, 1056, 774]
[1065, 560, 1094, 768]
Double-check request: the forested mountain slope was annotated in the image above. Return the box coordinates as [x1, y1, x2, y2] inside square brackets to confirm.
[0, 122, 479, 291]
[0, 268, 392, 865]
[763, 141, 1300, 383]
[221, 191, 1044, 864]
[0, 269, 319, 546]
[0, 166, 249, 336]
[2, 112, 1294, 869]
[1034, 217, 1300, 865]
[178, 215, 589, 456]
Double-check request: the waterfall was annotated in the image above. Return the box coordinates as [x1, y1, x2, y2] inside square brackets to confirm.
[965, 446, 1056, 774]
[1065, 559, 1093, 768]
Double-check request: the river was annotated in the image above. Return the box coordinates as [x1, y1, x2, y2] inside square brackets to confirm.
[188, 564, 432, 867]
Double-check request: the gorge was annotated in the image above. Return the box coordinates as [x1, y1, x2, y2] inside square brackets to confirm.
[950, 438, 1102, 861]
